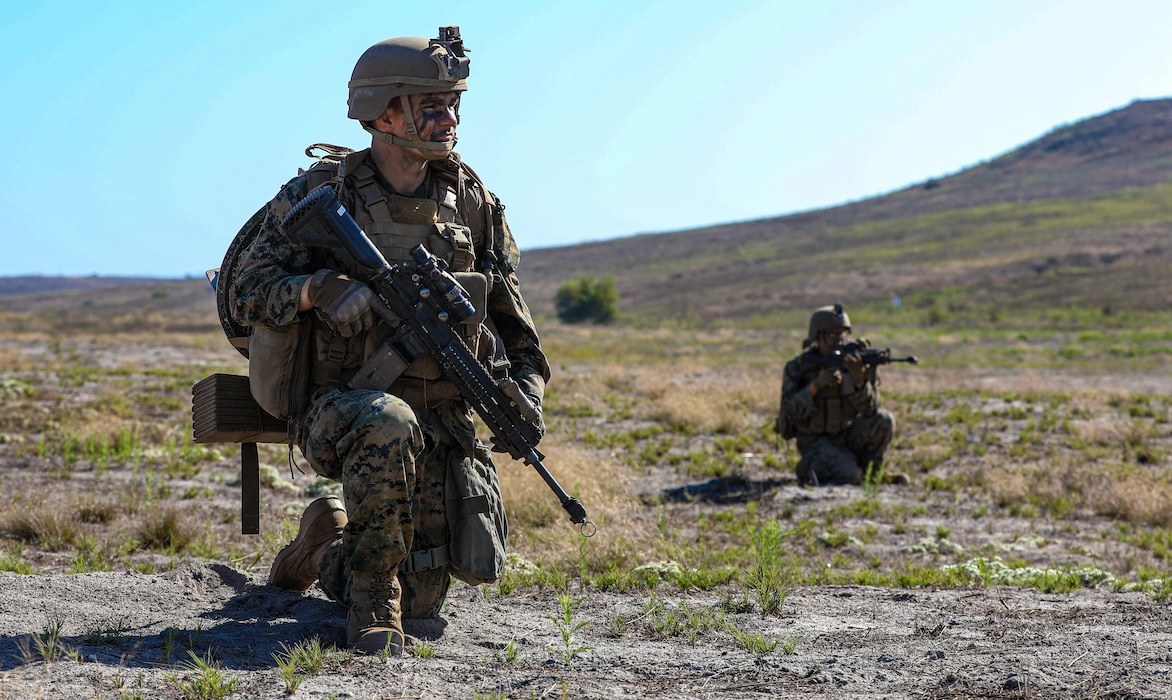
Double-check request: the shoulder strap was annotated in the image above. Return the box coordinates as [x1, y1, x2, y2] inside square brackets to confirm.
[448, 155, 502, 284]
[348, 158, 396, 222]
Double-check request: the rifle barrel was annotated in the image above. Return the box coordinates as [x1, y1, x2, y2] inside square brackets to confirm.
[527, 450, 592, 530]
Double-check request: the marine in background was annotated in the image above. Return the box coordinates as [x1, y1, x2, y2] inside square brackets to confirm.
[777, 305, 907, 486]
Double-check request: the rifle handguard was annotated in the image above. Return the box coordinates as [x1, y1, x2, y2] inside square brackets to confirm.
[279, 186, 594, 534]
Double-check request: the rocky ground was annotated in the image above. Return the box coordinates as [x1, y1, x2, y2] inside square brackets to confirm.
[0, 559, 1169, 699]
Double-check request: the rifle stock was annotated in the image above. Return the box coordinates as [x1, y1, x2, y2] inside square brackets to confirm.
[280, 185, 594, 533]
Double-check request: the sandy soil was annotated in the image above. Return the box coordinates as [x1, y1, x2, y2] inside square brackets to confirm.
[0, 563, 1169, 699]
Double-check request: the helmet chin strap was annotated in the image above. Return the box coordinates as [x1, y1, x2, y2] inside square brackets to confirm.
[363, 95, 455, 160]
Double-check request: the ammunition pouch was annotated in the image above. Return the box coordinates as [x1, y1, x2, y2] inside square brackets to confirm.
[344, 271, 498, 398]
[799, 392, 856, 436]
[445, 443, 508, 585]
[247, 320, 313, 420]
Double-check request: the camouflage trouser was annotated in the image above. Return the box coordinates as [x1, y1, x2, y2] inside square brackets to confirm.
[300, 389, 453, 620]
[795, 410, 895, 485]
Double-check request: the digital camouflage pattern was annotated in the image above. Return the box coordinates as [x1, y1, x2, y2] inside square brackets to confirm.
[302, 390, 422, 579]
[794, 411, 895, 485]
[395, 441, 451, 619]
[307, 388, 453, 617]
[780, 347, 894, 485]
[231, 148, 548, 618]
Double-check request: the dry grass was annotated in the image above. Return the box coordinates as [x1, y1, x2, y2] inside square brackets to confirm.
[1, 504, 83, 552]
[77, 499, 118, 524]
[0, 347, 23, 369]
[136, 506, 199, 553]
[631, 366, 772, 435]
[498, 432, 649, 565]
[1092, 466, 1172, 528]
[0, 317, 1170, 597]
[981, 454, 1172, 528]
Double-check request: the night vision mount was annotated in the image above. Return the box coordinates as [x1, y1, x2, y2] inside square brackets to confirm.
[431, 26, 470, 80]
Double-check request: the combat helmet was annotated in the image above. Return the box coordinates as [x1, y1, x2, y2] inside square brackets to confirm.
[807, 303, 851, 343]
[347, 26, 470, 157]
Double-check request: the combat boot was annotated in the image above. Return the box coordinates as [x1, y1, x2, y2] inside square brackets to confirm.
[347, 570, 405, 655]
[863, 459, 910, 486]
[795, 458, 817, 487]
[269, 496, 347, 590]
[882, 471, 911, 486]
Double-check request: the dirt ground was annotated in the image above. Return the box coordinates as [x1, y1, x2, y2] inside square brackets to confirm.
[0, 548, 1169, 699]
[1, 337, 1172, 699]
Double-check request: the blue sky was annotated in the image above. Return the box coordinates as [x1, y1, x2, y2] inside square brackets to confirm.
[2, 0, 1171, 277]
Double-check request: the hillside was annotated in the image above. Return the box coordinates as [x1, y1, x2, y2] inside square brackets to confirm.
[0, 277, 220, 336]
[4, 98, 1172, 328]
[520, 98, 1172, 324]
[0, 276, 166, 296]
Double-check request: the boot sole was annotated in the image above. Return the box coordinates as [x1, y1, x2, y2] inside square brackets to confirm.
[269, 496, 345, 590]
[351, 630, 404, 656]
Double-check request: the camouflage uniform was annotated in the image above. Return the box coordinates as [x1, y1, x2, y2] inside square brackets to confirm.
[231, 148, 549, 618]
[779, 348, 894, 485]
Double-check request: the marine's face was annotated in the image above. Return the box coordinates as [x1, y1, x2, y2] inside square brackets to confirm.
[401, 91, 460, 145]
[817, 327, 848, 355]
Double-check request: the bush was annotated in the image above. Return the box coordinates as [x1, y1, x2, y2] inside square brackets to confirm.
[555, 275, 618, 324]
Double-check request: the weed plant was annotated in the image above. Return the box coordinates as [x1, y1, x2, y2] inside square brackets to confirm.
[745, 521, 792, 615]
[84, 615, 131, 645]
[20, 616, 70, 663]
[273, 637, 345, 693]
[163, 650, 238, 700]
[547, 592, 593, 668]
[724, 620, 779, 654]
[641, 591, 724, 646]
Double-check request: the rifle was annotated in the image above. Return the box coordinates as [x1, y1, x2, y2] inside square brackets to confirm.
[280, 185, 595, 535]
[798, 340, 919, 375]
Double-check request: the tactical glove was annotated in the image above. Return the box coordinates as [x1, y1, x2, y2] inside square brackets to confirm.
[527, 398, 547, 442]
[489, 393, 545, 454]
[307, 269, 377, 338]
[514, 371, 547, 444]
[843, 352, 867, 387]
[812, 367, 842, 391]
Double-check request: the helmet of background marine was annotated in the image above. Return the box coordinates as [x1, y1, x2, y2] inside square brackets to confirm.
[347, 26, 469, 158]
[806, 304, 852, 345]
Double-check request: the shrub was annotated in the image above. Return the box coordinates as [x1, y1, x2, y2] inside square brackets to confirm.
[555, 275, 618, 324]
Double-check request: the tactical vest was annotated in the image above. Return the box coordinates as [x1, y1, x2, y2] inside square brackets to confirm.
[303, 148, 506, 408]
[800, 385, 856, 436]
[794, 353, 860, 436]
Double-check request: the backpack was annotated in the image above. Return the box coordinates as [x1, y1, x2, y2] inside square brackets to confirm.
[209, 144, 355, 359]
